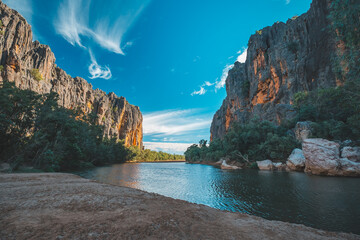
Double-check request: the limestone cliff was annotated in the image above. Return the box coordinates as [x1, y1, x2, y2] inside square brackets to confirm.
[211, 0, 339, 140]
[0, 2, 143, 148]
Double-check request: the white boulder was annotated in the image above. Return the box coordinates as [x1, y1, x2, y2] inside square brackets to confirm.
[286, 148, 306, 171]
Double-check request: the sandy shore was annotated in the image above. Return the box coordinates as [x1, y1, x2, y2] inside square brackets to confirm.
[0, 173, 358, 240]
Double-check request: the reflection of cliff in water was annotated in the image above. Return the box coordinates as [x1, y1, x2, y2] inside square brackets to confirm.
[89, 163, 140, 189]
[79, 162, 360, 234]
[210, 170, 360, 232]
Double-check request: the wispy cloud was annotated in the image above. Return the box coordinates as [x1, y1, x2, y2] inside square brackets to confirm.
[143, 142, 191, 154]
[88, 50, 112, 80]
[236, 48, 247, 63]
[215, 64, 234, 90]
[192, 48, 248, 94]
[286, 0, 291, 4]
[54, 0, 150, 54]
[215, 48, 247, 90]
[143, 109, 212, 137]
[191, 87, 206, 96]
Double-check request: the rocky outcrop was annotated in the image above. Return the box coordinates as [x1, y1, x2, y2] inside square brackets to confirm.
[211, 0, 339, 140]
[219, 159, 241, 170]
[303, 139, 360, 177]
[341, 147, 360, 162]
[286, 148, 306, 171]
[256, 160, 286, 171]
[294, 121, 312, 142]
[0, 2, 142, 148]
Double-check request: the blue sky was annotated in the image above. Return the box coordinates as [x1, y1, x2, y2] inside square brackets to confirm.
[4, 0, 312, 154]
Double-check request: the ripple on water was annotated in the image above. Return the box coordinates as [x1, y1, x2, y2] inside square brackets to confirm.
[78, 162, 360, 234]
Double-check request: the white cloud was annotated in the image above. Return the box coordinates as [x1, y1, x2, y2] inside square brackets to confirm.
[204, 81, 214, 86]
[191, 87, 206, 96]
[143, 142, 191, 154]
[54, 0, 150, 54]
[214, 47, 247, 90]
[236, 48, 248, 63]
[215, 64, 234, 90]
[88, 50, 112, 79]
[143, 109, 212, 137]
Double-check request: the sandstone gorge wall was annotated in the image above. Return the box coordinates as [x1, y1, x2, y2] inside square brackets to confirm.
[211, 0, 339, 140]
[0, 2, 143, 148]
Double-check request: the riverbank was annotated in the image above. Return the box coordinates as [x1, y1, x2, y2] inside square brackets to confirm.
[127, 159, 185, 163]
[1, 173, 358, 239]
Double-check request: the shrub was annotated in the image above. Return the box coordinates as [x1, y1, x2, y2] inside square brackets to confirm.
[30, 69, 43, 81]
[256, 30, 262, 35]
[0, 65, 3, 72]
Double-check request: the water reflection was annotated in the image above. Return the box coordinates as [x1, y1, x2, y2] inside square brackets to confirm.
[78, 162, 360, 234]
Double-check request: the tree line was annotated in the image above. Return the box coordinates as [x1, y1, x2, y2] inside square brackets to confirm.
[0, 82, 183, 172]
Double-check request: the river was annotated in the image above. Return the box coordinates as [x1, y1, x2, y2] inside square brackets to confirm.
[78, 162, 360, 234]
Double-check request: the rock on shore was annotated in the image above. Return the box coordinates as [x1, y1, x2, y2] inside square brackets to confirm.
[303, 139, 360, 177]
[1, 173, 358, 240]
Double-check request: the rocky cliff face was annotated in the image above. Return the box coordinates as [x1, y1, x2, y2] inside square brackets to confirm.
[0, 2, 143, 148]
[211, 0, 339, 140]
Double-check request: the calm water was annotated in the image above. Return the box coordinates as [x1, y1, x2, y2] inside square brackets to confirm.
[78, 162, 360, 234]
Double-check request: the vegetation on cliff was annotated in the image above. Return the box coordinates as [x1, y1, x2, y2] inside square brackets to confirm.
[0, 82, 133, 171]
[186, 0, 360, 165]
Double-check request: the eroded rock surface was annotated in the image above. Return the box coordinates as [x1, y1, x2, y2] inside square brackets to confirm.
[303, 139, 360, 177]
[211, 0, 338, 140]
[0, 2, 142, 148]
[287, 148, 306, 171]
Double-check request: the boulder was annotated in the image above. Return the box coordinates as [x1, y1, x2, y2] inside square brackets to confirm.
[303, 138, 360, 177]
[338, 158, 360, 177]
[341, 147, 360, 162]
[220, 159, 241, 170]
[286, 149, 306, 171]
[303, 139, 340, 176]
[273, 162, 286, 171]
[256, 160, 274, 171]
[294, 121, 312, 142]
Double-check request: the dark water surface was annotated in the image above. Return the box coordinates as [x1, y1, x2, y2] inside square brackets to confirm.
[78, 162, 360, 234]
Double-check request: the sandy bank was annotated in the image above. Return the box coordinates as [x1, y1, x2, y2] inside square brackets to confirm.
[0, 173, 358, 240]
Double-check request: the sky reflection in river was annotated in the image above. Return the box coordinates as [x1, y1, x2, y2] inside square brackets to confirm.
[79, 162, 360, 234]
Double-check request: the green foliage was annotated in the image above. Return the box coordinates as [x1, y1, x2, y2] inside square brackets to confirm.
[128, 146, 184, 162]
[291, 15, 299, 20]
[0, 82, 131, 171]
[287, 41, 299, 55]
[30, 69, 43, 81]
[185, 119, 299, 164]
[0, 65, 4, 72]
[293, 84, 360, 142]
[256, 30, 262, 35]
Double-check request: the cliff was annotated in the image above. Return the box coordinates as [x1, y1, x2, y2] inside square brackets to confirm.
[0, 2, 143, 148]
[211, 0, 339, 140]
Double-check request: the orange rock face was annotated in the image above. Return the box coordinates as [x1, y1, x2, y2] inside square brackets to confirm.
[211, 0, 339, 140]
[0, 2, 143, 148]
